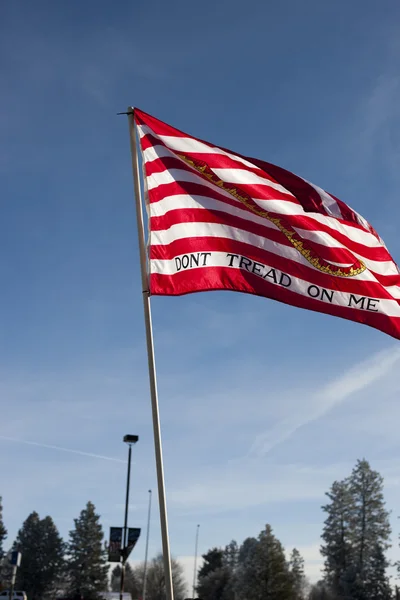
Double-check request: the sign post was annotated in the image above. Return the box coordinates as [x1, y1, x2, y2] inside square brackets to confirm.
[8, 551, 22, 600]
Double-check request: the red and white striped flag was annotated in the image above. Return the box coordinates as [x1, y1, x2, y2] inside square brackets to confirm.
[134, 109, 400, 340]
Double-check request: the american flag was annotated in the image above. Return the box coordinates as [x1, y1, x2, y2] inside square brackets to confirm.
[134, 109, 400, 340]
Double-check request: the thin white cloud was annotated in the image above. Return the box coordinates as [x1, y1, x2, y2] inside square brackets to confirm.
[249, 345, 400, 456]
[0, 435, 126, 463]
[168, 462, 346, 512]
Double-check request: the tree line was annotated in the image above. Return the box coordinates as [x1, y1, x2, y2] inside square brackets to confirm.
[195, 459, 397, 600]
[0, 499, 187, 600]
[0, 458, 398, 600]
[0, 501, 108, 600]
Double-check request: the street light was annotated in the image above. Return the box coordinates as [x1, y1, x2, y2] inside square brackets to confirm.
[123, 434, 139, 444]
[120, 434, 139, 600]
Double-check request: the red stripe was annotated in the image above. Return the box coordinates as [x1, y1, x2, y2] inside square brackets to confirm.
[150, 237, 396, 300]
[151, 208, 360, 268]
[142, 136, 395, 265]
[146, 182, 394, 265]
[137, 109, 359, 227]
[141, 131, 298, 195]
[150, 268, 400, 340]
[145, 156, 296, 203]
[150, 195, 400, 264]
[137, 109, 382, 243]
[136, 109, 198, 139]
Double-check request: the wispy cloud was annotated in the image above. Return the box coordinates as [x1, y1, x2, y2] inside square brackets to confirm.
[167, 462, 345, 513]
[249, 345, 400, 456]
[0, 435, 126, 463]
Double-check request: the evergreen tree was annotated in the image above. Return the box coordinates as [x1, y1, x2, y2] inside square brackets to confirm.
[349, 459, 391, 575]
[197, 542, 237, 600]
[223, 540, 239, 571]
[308, 581, 338, 600]
[289, 548, 306, 599]
[236, 525, 293, 600]
[132, 554, 186, 600]
[235, 537, 259, 600]
[347, 459, 391, 599]
[363, 543, 392, 600]
[0, 497, 6, 561]
[197, 567, 232, 600]
[198, 547, 224, 579]
[14, 512, 65, 600]
[66, 501, 108, 600]
[321, 480, 353, 595]
[322, 460, 391, 599]
[221, 540, 239, 600]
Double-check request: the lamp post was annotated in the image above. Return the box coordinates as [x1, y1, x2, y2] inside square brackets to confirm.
[120, 434, 138, 600]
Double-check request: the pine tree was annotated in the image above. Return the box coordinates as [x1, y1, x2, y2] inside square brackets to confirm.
[236, 525, 294, 600]
[349, 460, 391, 567]
[14, 512, 65, 600]
[235, 537, 259, 600]
[197, 568, 232, 600]
[223, 540, 239, 571]
[289, 548, 306, 599]
[66, 501, 109, 600]
[198, 547, 224, 579]
[322, 460, 391, 599]
[196, 542, 237, 600]
[0, 497, 7, 561]
[348, 459, 391, 598]
[308, 581, 338, 600]
[363, 543, 392, 600]
[321, 479, 353, 595]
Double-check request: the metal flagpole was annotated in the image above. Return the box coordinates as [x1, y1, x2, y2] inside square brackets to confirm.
[142, 489, 152, 600]
[192, 524, 200, 598]
[127, 108, 175, 600]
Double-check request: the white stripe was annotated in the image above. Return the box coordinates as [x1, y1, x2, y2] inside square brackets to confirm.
[138, 124, 268, 172]
[294, 227, 399, 278]
[143, 144, 182, 164]
[151, 194, 397, 278]
[152, 193, 274, 227]
[146, 167, 293, 208]
[142, 137, 292, 197]
[143, 143, 292, 196]
[139, 124, 389, 252]
[212, 168, 293, 196]
[387, 286, 400, 299]
[144, 159, 385, 252]
[150, 252, 400, 317]
[141, 133, 388, 254]
[245, 198, 384, 249]
[150, 221, 398, 285]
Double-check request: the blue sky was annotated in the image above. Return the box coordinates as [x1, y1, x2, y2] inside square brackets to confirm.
[1, 0, 400, 588]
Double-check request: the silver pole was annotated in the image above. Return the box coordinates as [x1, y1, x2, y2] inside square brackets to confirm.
[142, 489, 152, 600]
[192, 524, 200, 598]
[127, 109, 175, 600]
